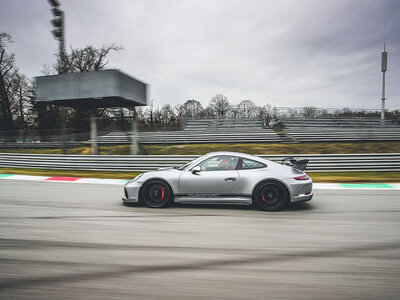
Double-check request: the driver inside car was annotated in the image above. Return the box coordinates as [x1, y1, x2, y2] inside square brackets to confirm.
[218, 157, 236, 170]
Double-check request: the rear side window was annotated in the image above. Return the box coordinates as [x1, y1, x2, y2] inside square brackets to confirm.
[239, 158, 266, 170]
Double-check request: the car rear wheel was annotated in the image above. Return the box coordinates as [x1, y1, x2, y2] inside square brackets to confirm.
[142, 180, 173, 208]
[253, 181, 289, 211]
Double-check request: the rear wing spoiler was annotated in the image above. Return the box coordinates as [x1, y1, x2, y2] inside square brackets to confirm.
[281, 157, 309, 171]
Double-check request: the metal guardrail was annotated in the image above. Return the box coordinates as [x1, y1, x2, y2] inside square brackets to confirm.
[0, 153, 399, 172]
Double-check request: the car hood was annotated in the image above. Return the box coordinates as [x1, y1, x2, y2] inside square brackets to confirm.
[157, 167, 176, 171]
[136, 167, 182, 183]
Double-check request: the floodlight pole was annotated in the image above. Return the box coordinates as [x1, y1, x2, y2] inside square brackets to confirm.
[48, 0, 67, 153]
[59, 10, 67, 154]
[381, 44, 387, 127]
[59, 11, 65, 54]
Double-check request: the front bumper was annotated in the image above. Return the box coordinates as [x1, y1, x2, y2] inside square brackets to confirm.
[122, 181, 142, 203]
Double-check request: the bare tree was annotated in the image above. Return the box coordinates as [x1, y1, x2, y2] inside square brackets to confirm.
[48, 44, 123, 74]
[148, 100, 154, 127]
[237, 100, 257, 118]
[160, 104, 175, 128]
[318, 108, 329, 117]
[286, 107, 299, 117]
[301, 106, 318, 118]
[203, 106, 216, 118]
[341, 107, 352, 116]
[9, 72, 34, 128]
[177, 99, 204, 119]
[258, 104, 275, 128]
[0, 33, 34, 131]
[209, 94, 230, 119]
[228, 104, 239, 119]
[0, 33, 15, 130]
[135, 106, 146, 128]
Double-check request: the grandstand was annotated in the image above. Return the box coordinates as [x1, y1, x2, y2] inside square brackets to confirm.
[95, 116, 400, 145]
[280, 117, 400, 142]
[183, 118, 263, 130]
[96, 118, 283, 144]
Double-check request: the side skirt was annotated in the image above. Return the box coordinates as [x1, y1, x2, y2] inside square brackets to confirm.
[174, 195, 252, 205]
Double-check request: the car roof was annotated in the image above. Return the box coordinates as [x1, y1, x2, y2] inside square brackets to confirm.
[205, 151, 265, 162]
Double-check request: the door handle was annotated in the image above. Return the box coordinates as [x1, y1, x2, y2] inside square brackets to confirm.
[224, 177, 236, 181]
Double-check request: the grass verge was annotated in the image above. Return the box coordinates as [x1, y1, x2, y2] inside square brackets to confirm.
[142, 142, 400, 155]
[0, 167, 399, 183]
[1, 141, 400, 155]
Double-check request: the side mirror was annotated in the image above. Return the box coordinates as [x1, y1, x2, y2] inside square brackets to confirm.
[191, 166, 201, 174]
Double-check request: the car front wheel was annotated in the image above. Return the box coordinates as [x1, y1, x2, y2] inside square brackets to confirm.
[141, 180, 173, 208]
[253, 181, 289, 211]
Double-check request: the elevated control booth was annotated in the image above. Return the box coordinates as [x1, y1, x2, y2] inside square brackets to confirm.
[36, 69, 147, 108]
[35, 69, 148, 154]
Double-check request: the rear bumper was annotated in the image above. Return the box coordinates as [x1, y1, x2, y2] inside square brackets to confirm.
[283, 177, 313, 203]
[292, 193, 313, 202]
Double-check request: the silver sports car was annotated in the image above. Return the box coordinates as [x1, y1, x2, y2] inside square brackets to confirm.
[123, 151, 313, 211]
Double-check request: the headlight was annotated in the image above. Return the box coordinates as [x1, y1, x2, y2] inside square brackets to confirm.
[130, 173, 143, 183]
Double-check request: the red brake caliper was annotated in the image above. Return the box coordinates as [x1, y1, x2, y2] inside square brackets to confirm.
[261, 193, 267, 203]
[161, 187, 165, 200]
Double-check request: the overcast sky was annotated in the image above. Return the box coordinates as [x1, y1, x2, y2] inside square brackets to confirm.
[0, 0, 399, 109]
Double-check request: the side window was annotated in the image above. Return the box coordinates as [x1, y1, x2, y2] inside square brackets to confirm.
[198, 155, 239, 171]
[240, 158, 266, 170]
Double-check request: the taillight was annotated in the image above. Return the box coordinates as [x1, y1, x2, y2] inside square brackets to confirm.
[294, 174, 309, 180]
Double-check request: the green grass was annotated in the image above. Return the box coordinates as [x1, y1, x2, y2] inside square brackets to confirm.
[0, 145, 131, 155]
[142, 142, 400, 155]
[0, 167, 399, 183]
[1, 141, 399, 155]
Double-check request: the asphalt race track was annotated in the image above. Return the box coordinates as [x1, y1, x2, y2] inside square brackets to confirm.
[0, 180, 399, 299]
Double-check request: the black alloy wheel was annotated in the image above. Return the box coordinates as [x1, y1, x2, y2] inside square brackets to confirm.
[253, 181, 289, 211]
[142, 180, 173, 208]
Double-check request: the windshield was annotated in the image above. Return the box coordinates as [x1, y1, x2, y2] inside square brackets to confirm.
[177, 155, 207, 171]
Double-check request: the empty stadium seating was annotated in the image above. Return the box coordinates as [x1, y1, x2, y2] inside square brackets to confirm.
[280, 117, 400, 142]
[183, 118, 264, 130]
[96, 118, 283, 144]
[96, 117, 400, 145]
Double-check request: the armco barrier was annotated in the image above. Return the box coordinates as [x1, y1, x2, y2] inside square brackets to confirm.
[0, 153, 399, 172]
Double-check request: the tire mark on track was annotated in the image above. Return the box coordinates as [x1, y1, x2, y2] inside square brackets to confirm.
[1, 241, 399, 291]
[0, 238, 250, 252]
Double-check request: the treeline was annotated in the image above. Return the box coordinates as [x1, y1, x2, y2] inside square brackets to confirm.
[0, 33, 36, 131]
[131, 98, 276, 130]
[283, 106, 395, 118]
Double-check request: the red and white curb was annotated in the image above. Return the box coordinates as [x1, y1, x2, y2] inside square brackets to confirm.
[1, 174, 400, 189]
[0, 174, 127, 185]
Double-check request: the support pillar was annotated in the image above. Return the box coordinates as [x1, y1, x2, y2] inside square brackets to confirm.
[61, 106, 67, 154]
[131, 108, 138, 155]
[90, 112, 98, 155]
